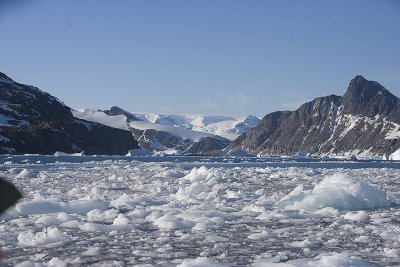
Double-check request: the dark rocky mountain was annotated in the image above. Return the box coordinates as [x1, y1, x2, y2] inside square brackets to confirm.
[73, 106, 232, 155]
[186, 137, 231, 155]
[129, 127, 231, 155]
[104, 106, 140, 122]
[113, 109, 232, 155]
[225, 76, 400, 157]
[0, 72, 139, 155]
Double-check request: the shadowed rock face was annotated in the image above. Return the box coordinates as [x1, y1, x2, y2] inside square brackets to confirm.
[225, 76, 400, 157]
[104, 106, 140, 122]
[0, 72, 139, 155]
[129, 127, 231, 155]
[343, 75, 398, 118]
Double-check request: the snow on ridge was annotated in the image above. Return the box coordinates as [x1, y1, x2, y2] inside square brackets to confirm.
[128, 120, 217, 142]
[134, 112, 260, 140]
[71, 109, 129, 131]
[71, 108, 259, 141]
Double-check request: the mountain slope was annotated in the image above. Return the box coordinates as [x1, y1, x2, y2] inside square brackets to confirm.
[225, 76, 400, 158]
[73, 108, 231, 154]
[0, 73, 139, 155]
[134, 113, 260, 141]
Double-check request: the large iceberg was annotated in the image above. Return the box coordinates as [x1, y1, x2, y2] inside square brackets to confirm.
[276, 173, 393, 211]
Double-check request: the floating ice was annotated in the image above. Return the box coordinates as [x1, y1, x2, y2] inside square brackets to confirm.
[35, 212, 77, 226]
[344, 211, 370, 222]
[175, 166, 222, 203]
[248, 230, 270, 240]
[153, 214, 195, 230]
[18, 227, 71, 247]
[388, 148, 400, 160]
[87, 209, 119, 223]
[14, 199, 108, 216]
[125, 149, 152, 156]
[276, 173, 393, 211]
[254, 252, 375, 266]
[16, 168, 32, 179]
[15, 262, 46, 267]
[177, 257, 229, 267]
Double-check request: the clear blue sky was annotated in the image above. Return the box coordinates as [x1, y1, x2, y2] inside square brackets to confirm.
[0, 0, 399, 117]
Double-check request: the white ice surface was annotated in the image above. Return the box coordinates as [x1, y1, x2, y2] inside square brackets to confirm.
[128, 120, 217, 142]
[276, 173, 392, 211]
[72, 109, 129, 130]
[133, 113, 260, 140]
[1, 158, 399, 266]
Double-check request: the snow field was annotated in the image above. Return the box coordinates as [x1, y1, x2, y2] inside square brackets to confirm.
[0, 159, 399, 266]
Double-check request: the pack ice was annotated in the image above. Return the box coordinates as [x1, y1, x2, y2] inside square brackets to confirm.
[0, 156, 399, 266]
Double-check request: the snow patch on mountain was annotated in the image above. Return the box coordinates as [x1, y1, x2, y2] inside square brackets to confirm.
[72, 109, 129, 130]
[128, 120, 216, 142]
[134, 113, 260, 140]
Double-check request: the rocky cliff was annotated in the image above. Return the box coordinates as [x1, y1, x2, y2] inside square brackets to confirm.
[225, 76, 400, 158]
[0, 72, 139, 155]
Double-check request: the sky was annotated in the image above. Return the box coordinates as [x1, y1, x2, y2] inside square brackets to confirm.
[0, 0, 399, 117]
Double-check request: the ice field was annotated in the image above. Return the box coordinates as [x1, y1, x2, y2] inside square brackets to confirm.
[0, 155, 400, 266]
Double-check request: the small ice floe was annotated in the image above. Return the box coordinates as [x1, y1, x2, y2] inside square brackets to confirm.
[153, 214, 195, 230]
[79, 214, 135, 233]
[386, 148, 400, 161]
[176, 257, 230, 267]
[254, 252, 375, 266]
[54, 151, 84, 157]
[125, 149, 152, 156]
[14, 198, 108, 217]
[343, 211, 370, 222]
[18, 227, 71, 248]
[248, 230, 270, 241]
[16, 168, 32, 179]
[35, 212, 77, 226]
[276, 173, 393, 211]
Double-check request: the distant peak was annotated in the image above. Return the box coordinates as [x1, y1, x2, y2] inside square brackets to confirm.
[104, 106, 139, 121]
[343, 75, 397, 117]
[348, 75, 368, 88]
[109, 106, 124, 112]
[0, 72, 14, 82]
[353, 74, 366, 81]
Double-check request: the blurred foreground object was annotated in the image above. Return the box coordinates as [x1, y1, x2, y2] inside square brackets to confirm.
[0, 178, 22, 215]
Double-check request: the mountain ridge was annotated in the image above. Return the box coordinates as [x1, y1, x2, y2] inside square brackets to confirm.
[225, 76, 400, 158]
[0, 73, 139, 155]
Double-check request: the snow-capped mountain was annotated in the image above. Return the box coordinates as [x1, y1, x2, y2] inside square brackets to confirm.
[226, 75, 400, 158]
[134, 113, 260, 141]
[0, 72, 138, 155]
[73, 108, 233, 154]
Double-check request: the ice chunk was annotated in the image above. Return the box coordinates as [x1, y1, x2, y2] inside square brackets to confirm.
[388, 148, 400, 160]
[276, 173, 392, 211]
[87, 209, 118, 223]
[35, 212, 76, 226]
[126, 149, 152, 156]
[79, 221, 135, 233]
[15, 199, 108, 216]
[18, 227, 71, 247]
[47, 257, 67, 267]
[254, 252, 375, 266]
[153, 214, 195, 230]
[177, 257, 229, 266]
[248, 230, 270, 240]
[15, 262, 46, 267]
[343, 211, 370, 222]
[82, 247, 102, 256]
[16, 169, 32, 179]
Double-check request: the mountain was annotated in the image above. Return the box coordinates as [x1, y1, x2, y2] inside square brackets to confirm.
[225, 75, 400, 158]
[73, 108, 231, 154]
[0, 73, 139, 155]
[134, 113, 260, 140]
